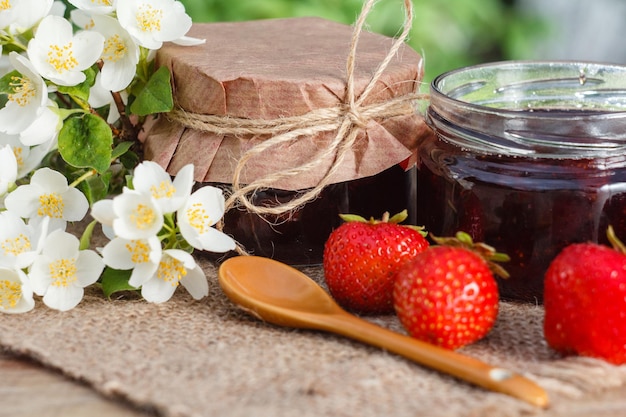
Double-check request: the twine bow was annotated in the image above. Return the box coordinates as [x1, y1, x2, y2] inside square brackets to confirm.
[169, 0, 421, 218]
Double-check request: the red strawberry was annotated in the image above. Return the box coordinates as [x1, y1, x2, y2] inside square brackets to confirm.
[323, 210, 429, 315]
[544, 226, 626, 365]
[393, 232, 507, 350]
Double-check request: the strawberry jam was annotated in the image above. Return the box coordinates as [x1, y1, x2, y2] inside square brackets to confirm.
[418, 61, 626, 302]
[208, 163, 416, 266]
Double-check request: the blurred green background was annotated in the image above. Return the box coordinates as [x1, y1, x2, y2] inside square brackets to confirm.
[178, 0, 548, 85]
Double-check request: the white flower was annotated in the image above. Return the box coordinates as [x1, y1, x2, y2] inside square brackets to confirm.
[0, 132, 56, 179]
[178, 186, 236, 252]
[69, 8, 94, 31]
[116, 0, 193, 50]
[0, 144, 17, 196]
[27, 15, 105, 86]
[101, 235, 161, 288]
[0, 211, 48, 269]
[50, 1, 67, 17]
[112, 188, 163, 240]
[90, 14, 140, 92]
[0, 267, 34, 314]
[89, 71, 128, 123]
[68, 0, 117, 15]
[4, 167, 89, 231]
[140, 249, 207, 303]
[132, 161, 194, 214]
[0, 0, 54, 35]
[18, 101, 61, 146]
[29, 229, 104, 311]
[90, 198, 116, 239]
[0, 52, 49, 135]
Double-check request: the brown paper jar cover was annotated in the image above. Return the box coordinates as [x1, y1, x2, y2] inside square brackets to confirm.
[141, 17, 428, 265]
[142, 17, 427, 190]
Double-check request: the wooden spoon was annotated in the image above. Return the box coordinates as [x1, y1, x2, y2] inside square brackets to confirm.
[218, 255, 549, 408]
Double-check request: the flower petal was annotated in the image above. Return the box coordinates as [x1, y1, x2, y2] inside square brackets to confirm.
[128, 261, 159, 288]
[60, 187, 89, 221]
[90, 199, 115, 226]
[31, 167, 69, 191]
[75, 249, 104, 287]
[41, 229, 79, 260]
[180, 264, 208, 300]
[42, 284, 84, 311]
[140, 273, 177, 303]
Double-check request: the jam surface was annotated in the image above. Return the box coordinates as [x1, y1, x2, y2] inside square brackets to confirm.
[417, 129, 626, 302]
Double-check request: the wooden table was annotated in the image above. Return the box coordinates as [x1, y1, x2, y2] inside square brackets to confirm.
[0, 351, 152, 417]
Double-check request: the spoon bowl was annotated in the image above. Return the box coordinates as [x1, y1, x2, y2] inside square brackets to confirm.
[218, 255, 549, 408]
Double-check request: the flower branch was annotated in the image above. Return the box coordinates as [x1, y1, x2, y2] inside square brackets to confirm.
[0, 0, 235, 315]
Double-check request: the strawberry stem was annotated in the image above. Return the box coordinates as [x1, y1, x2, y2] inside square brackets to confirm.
[338, 209, 428, 237]
[607, 225, 626, 254]
[431, 231, 510, 279]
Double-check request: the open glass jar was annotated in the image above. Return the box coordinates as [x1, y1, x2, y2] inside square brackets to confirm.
[418, 61, 626, 302]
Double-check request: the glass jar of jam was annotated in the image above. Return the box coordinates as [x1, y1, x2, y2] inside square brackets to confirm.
[418, 61, 626, 302]
[207, 163, 416, 266]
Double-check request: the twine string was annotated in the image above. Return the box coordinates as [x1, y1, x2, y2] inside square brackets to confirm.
[168, 0, 419, 219]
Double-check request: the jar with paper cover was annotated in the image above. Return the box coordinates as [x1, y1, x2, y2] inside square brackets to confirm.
[142, 13, 429, 265]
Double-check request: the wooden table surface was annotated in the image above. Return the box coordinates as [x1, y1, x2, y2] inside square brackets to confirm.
[3, 349, 626, 417]
[1, 351, 153, 417]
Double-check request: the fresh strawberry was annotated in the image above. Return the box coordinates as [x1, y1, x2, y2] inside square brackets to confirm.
[323, 210, 429, 315]
[393, 232, 507, 350]
[544, 226, 626, 365]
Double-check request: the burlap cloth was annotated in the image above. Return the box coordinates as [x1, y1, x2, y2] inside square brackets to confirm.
[1, 227, 626, 416]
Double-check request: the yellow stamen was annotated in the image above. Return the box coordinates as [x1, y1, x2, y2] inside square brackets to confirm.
[157, 256, 187, 287]
[136, 4, 163, 33]
[130, 204, 156, 230]
[150, 181, 176, 200]
[49, 258, 77, 288]
[12, 147, 24, 168]
[1, 234, 31, 256]
[38, 193, 64, 218]
[8, 76, 36, 107]
[125, 240, 150, 264]
[0, 0, 12, 12]
[102, 34, 127, 63]
[37, 193, 65, 219]
[186, 203, 211, 234]
[91, 0, 112, 5]
[47, 43, 78, 73]
[0, 279, 21, 309]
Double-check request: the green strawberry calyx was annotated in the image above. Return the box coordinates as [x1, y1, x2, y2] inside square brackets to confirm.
[607, 225, 626, 254]
[338, 210, 427, 236]
[430, 231, 510, 279]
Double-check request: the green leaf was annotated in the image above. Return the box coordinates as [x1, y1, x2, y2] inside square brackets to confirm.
[100, 268, 137, 299]
[79, 220, 98, 251]
[120, 149, 140, 170]
[57, 67, 97, 102]
[111, 141, 134, 159]
[78, 171, 111, 204]
[129, 65, 173, 116]
[0, 70, 21, 94]
[58, 114, 113, 173]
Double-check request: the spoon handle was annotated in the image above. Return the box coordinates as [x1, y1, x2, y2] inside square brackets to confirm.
[319, 311, 548, 408]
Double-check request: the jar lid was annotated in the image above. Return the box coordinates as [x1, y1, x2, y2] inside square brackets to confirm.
[142, 17, 427, 189]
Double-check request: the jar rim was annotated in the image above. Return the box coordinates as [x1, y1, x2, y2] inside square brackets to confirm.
[428, 60, 626, 157]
